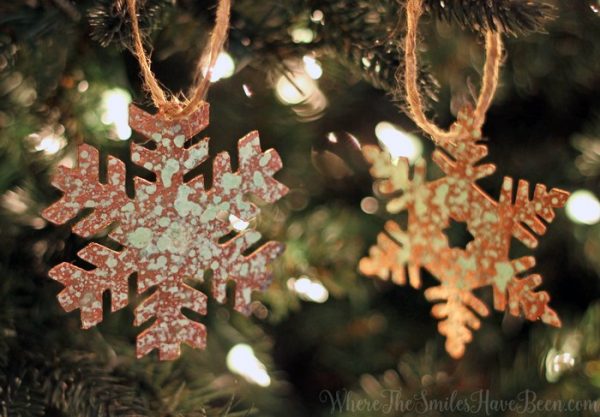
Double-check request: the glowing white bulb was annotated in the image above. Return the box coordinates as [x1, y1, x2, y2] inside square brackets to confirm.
[273, 60, 327, 118]
[360, 196, 379, 214]
[101, 88, 132, 140]
[303, 55, 323, 80]
[229, 214, 249, 231]
[287, 276, 329, 303]
[208, 52, 235, 82]
[77, 80, 89, 93]
[275, 73, 317, 105]
[291, 28, 314, 43]
[545, 348, 576, 382]
[310, 9, 324, 23]
[35, 134, 66, 155]
[566, 190, 600, 225]
[226, 344, 271, 387]
[242, 84, 253, 97]
[375, 121, 423, 163]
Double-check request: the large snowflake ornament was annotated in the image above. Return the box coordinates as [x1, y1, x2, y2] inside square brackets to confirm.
[360, 107, 569, 358]
[43, 103, 288, 360]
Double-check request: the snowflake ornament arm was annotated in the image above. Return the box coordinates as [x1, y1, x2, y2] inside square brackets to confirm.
[135, 275, 208, 360]
[360, 107, 568, 358]
[42, 144, 130, 237]
[42, 141, 133, 327]
[50, 243, 134, 329]
[209, 132, 288, 313]
[359, 146, 431, 289]
[44, 103, 288, 360]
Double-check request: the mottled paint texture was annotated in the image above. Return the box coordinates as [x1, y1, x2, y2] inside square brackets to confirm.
[360, 107, 569, 359]
[43, 103, 288, 360]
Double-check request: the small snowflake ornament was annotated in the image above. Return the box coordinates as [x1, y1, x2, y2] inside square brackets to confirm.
[43, 103, 288, 360]
[360, 107, 568, 358]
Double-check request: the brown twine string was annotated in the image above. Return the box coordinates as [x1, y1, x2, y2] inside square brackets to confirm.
[404, 0, 503, 143]
[125, 0, 231, 118]
[184, 0, 231, 116]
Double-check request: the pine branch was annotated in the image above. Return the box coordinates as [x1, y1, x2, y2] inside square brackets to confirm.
[0, 374, 46, 417]
[0, 4, 68, 66]
[311, 0, 439, 99]
[232, 0, 553, 110]
[88, 0, 171, 49]
[0, 0, 556, 102]
[1, 351, 150, 417]
[424, 0, 556, 36]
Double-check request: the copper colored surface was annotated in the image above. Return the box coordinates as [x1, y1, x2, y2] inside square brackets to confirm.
[360, 108, 568, 358]
[43, 103, 288, 359]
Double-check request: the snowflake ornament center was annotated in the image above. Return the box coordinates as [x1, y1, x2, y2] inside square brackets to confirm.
[43, 103, 288, 360]
[360, 107, 569, 358]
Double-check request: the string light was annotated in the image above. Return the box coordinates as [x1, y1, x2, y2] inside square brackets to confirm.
[28, 125, 66, 156]
[226, 344, 271, 387]
[77, 80, 89, 93]
[566, 190, 600, 225]
[375, 121, 423, 163]
[303, 55, 323, 80]
[34, 133, 66, 155]
[291, 27, 314, 43]
[275, 73, 317, 105]
[545, 348, 576, 382]
[242, 84, 253, 98]
[545, 333, 580, 382]
[287, 276, 329, 303]
[360, 196, 379, 214]
[101, 88, 132, 140]
[310, 9, 324, 22]
[209, 52, 235, 82]
[274, 59, 327, 119]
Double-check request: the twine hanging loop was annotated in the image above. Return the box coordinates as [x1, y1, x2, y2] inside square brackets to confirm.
[403, 0, 503, 143]
[125, 0, 231, 118]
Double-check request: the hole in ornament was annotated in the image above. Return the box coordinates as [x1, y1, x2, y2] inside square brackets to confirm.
[509, 234, 531, 259]
[186, 268, 210, 286]
[98, 232, 125, 252]
[101, 289, 113, 320]
[445, 219, 475, 249]
[203, 268, 214, 280]
[181, 306, 205, 324]
[139, 137, 157, 150]
[241, 237, 264, 257]
[72, 253, 96, 271]
[218, 230, 237, 244]
[132, 284, 158, 331]
[135, 313, 156, 333]
[128, 272, 141, 303]
[98, 150, 108, 184]
[127, 167, 156, 198]
[194, 269, 214, 296]
[126, 147, 156, 197]
[225, 280, 244, 310]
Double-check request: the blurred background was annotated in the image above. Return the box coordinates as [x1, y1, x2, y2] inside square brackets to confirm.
[0, 0, 599, 416]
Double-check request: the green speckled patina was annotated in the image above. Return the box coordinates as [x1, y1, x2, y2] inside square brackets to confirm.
[360, 107, 569, 358]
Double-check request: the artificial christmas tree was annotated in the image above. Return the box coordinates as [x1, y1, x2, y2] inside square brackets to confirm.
[0, 0, 599, 416]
